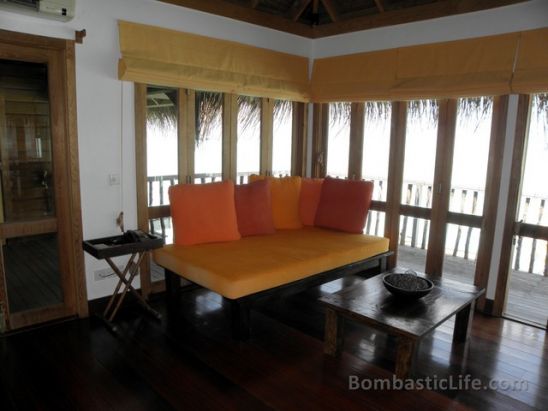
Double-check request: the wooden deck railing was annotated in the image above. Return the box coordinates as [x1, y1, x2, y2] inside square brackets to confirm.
[146, 174, 547, 276]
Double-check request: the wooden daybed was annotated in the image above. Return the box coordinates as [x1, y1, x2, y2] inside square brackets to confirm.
[154, 227, 390, 339]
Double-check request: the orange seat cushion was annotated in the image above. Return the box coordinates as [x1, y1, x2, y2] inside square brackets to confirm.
[315, 177, 373, 234]
[299, 178, 323, 226]
[154, 227, 389, 299]
[234, 179, 275, 237]
[169, 181, 241, 246]
[249, 175, 303, 229]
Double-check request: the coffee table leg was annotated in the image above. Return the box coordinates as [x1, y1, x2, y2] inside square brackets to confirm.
[395, 337, 416, 379]
[324, 308, 344, 356]
[453, 301, 475, 344]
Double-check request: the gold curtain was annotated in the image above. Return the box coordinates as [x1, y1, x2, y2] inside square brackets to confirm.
[310, 31, 547, 101]
[118, 21, 310, 102]
[310, 49, 397, 102]
[512, 28, 548, 94]
[393, 33, 519, 100]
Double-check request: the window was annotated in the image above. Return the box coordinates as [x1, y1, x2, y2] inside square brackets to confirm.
[362, 102, 391, 237]
[326, 102, 351, 178]
[272, 100, 293, 176]
[237, 96, 261, 183]
[443, 97, 493, 284]
[398, 100, 439, 270]
[194, 91, 223, 183]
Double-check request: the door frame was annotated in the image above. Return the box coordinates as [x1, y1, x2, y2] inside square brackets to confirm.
[0, 29, 87, 331]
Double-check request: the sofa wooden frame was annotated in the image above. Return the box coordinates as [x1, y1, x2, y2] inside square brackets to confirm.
[163, 251, 392, 340]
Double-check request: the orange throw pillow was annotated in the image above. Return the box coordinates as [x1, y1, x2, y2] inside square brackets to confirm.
[314, 177, 373, 234]
[299, 178, 323, 226]
[234, 179, 275, 237]
[249, 175, 303, 229]
[169, 181, 241, 246]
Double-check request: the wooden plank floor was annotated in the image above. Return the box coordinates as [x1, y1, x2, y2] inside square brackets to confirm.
[3, 234, 63, 313]
[398, 245, 548, 327]
[1, 275, 547, 410]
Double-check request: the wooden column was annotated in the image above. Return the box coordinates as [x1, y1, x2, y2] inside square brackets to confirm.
[134, 83, 151, 299]
[178, 89, 195, 183]
[291, 102, 308, 177]
[474, 95, 508, 311]
[493, 94, 531, 316]
[222, 93, 238, 181]
[260, 97, 273, 175]
[311, 103, 329, 178]
[425, 99, 457, 276]
[384, 101, 407, 269]
[348, 102, 365, 180]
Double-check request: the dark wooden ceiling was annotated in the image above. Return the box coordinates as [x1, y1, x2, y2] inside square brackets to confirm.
[158, 0, 528, 38]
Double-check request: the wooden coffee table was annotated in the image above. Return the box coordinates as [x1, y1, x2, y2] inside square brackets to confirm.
[319, 271, 485, 378]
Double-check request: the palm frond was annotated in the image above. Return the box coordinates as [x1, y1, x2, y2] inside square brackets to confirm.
[195, 91, 223, 144]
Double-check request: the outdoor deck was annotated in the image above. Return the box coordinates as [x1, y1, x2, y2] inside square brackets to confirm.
[398, 245, 548, 327]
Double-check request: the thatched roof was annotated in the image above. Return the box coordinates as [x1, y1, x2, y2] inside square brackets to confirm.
[147, 87, 547, 143]
[147, 86, 292, 142]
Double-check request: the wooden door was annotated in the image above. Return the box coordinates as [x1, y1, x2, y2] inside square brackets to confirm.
[0, 30, 86, 331]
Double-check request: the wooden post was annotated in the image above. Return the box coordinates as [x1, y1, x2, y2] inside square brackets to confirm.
[348, 102, 365, 179]
[426, 99, 457, 276]
[222, 93, 238, 181]
[385, 101, 407, 269]
[178, 89, 196, 184]
[312, 103, 329, 178]
[260, 98, 273, 175]
[291, 102, 308, 177]
[134, 83, 151, 299]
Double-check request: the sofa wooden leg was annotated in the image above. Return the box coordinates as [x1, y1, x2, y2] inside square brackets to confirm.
[230, 299, 250, 341]
[379, 255, 388, 273]
[165, 269, 180, 314]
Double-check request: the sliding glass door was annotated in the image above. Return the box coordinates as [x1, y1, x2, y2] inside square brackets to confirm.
[503, 93, 548, 328]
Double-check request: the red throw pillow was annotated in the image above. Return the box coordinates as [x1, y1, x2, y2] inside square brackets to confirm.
[314, 177, 373, 233]
[234, 179, 276, 237]
[169, 181, 241, 246]
[299, 178, 323, 226]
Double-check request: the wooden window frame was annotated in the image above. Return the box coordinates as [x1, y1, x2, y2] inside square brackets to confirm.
[492, 94, 548, 317]
[135, 88, 306, 297]
[313, 96, 508, 310]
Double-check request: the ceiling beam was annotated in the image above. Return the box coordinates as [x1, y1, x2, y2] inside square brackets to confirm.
[320, 0, 339, 22]
[373, 0, 384, 13]
[288, 0, 312, 22]
[312, 0, 528, 38]
[159, 0, 313, 37]
[159, 0, 528, 39]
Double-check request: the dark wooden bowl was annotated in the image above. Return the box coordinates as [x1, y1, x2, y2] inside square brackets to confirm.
[382, 273, 434, 300]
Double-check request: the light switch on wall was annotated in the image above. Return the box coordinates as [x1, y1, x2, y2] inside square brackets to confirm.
[108, 173, 121, 186]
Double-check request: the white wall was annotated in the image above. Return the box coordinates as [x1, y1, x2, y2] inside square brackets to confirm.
[0, 0, 546, 301]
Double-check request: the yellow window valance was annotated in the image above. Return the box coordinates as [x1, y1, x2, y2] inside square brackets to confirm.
[311, 32, 521, 102]
[512, 28, 548, 94]
[118, 21, 310, 102]
[311, 49, 397, 103]
[393, 33, 519, 100]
